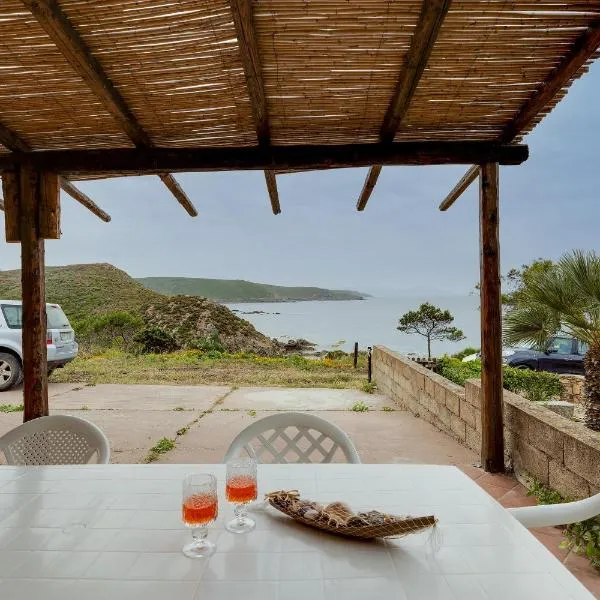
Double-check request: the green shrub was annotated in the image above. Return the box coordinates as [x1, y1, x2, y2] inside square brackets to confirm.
[134, 326, 179, 354]
[451, 346, 480, 360]
[189, 333, 226, 353]
[503, 368, 562, 402]
[351, 401, 369, 412]
[436, 356, 482, 386]
[325, 350, 348, 360]
[436, 357, 562, 402]
[74, 311, 144, 353]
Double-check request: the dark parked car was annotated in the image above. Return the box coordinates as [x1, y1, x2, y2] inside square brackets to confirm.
[503, 336, 587, 375]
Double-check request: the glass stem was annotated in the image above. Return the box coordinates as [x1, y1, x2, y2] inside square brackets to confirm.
[234, 503, 246, 525]
[191, 526, 207, 543]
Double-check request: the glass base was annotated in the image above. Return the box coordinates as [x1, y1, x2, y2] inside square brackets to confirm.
[225, 516, 256, 534]
[182, 538, 216, 558]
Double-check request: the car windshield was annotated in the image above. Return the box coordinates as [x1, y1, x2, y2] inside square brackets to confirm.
[546, 337, 573, 355]
[1, 304, 71, 330]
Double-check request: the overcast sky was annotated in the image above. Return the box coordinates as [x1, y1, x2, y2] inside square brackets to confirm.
[1, 63, 599, 297]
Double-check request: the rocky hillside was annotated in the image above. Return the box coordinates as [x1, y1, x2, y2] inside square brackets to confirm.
[144, 296, 278, 355]
[0, 263, 280, 355]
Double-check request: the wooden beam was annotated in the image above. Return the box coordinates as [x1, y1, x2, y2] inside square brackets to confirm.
[158, 174, 198, 217]
[440, 18, 600, 211]
[20, 0, 196, 216]
[501, 18, 600, 143]
[230, 0, 280, 215]
[0, 142, 529, 175]
[0, 121, 29, 153]
[2, 172, 21, 242]
[38, 171, 60, 239]
[18, 165, 49, 421]
[356, 166, 382, 211]
[230, 0, 269, 143]
[0, 117, 111, 222]
[479, 162, 504, 473]
[356, 0, 452, 211]
[264, 171, 281, 215]
[58, 178, 111, 222]
[439, 166, 479, 211]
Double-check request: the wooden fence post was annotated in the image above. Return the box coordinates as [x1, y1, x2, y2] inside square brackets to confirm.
[479, 162, 504, 472]
[353, 342, 359, 368]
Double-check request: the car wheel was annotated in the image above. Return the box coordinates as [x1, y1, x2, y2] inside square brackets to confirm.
[0, 352, 22, 392]
[515, 364, 533, 370]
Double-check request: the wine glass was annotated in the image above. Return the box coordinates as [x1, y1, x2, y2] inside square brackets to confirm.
[225, 457, 257, 534]
[182, 473, 218, 558]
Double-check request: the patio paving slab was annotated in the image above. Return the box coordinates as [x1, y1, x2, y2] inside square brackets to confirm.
[159, 408, 477, 465]
[50, 384, 231, 411]
[1, 382, 81, 405]
[223, 387, 388, 411]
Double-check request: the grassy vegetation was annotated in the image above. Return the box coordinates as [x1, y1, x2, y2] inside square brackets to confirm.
[0, 404, 24, 413]
[51, 350, 370, 389]
[144, 437, 176, 463]
[351, 401, 369, 412]
[137, 277, 366, 303]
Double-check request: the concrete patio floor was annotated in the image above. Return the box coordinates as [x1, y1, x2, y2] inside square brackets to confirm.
[0, 383, 598, 596]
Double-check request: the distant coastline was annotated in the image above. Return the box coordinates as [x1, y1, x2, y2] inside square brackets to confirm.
[137, 276, 368, 304]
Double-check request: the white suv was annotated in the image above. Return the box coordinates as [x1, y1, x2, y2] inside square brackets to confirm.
[0, 301, 78, 391]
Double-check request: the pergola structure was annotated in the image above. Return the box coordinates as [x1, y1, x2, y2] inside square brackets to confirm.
[1, 0, 599, 473]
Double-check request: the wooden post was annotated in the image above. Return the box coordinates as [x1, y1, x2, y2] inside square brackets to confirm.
[479, 162, 504, 472]
[353, 342, 359, 368]
[3, 166, 59, 422]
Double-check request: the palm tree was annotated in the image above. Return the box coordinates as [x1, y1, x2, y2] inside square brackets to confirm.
[503, 250, 600, 431]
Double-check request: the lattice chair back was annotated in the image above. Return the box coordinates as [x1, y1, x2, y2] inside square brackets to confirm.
[224, 412, 361, 464]
[0, 415, 110, 465]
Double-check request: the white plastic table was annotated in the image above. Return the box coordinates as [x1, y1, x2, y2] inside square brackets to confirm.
[0, 464, 593, 599]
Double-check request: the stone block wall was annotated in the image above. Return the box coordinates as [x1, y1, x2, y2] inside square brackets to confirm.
[372, 346, 481, 453]
[373, 346, 600, 499]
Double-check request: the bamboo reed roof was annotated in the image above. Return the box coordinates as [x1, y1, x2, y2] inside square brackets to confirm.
[0, 0, 598, 156]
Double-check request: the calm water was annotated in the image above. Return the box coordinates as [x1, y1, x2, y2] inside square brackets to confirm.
[227, 296, 480, 356]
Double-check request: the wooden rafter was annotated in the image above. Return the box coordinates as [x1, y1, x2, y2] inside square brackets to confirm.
[57, 179, 111, 223]
[438, 166, 479, 211]
[0, 119, 110, 222]
[356, 0, 451, 211]
[230, 0, 280, 215]
[0, 142, 528, 175]
[20, 0, 197, 217]
[439, 18, 600, 212]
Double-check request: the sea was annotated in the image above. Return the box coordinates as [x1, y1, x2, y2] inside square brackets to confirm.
[226, 296, 480, 356]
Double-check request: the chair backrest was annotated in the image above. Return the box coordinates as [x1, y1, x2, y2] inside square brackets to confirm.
[224, 412, 361, 464]
[509, 492, 600, 528]
[0, 415, 110, 465]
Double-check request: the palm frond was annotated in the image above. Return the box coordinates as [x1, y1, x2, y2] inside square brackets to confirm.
[560, 250, 600, 306]
[503, 303, 560, 348]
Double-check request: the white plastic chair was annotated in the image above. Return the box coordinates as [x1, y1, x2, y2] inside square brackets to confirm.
[509, 493, 600, 528]
[0, 415, 110, 465]
[224, 412, 361, 464]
